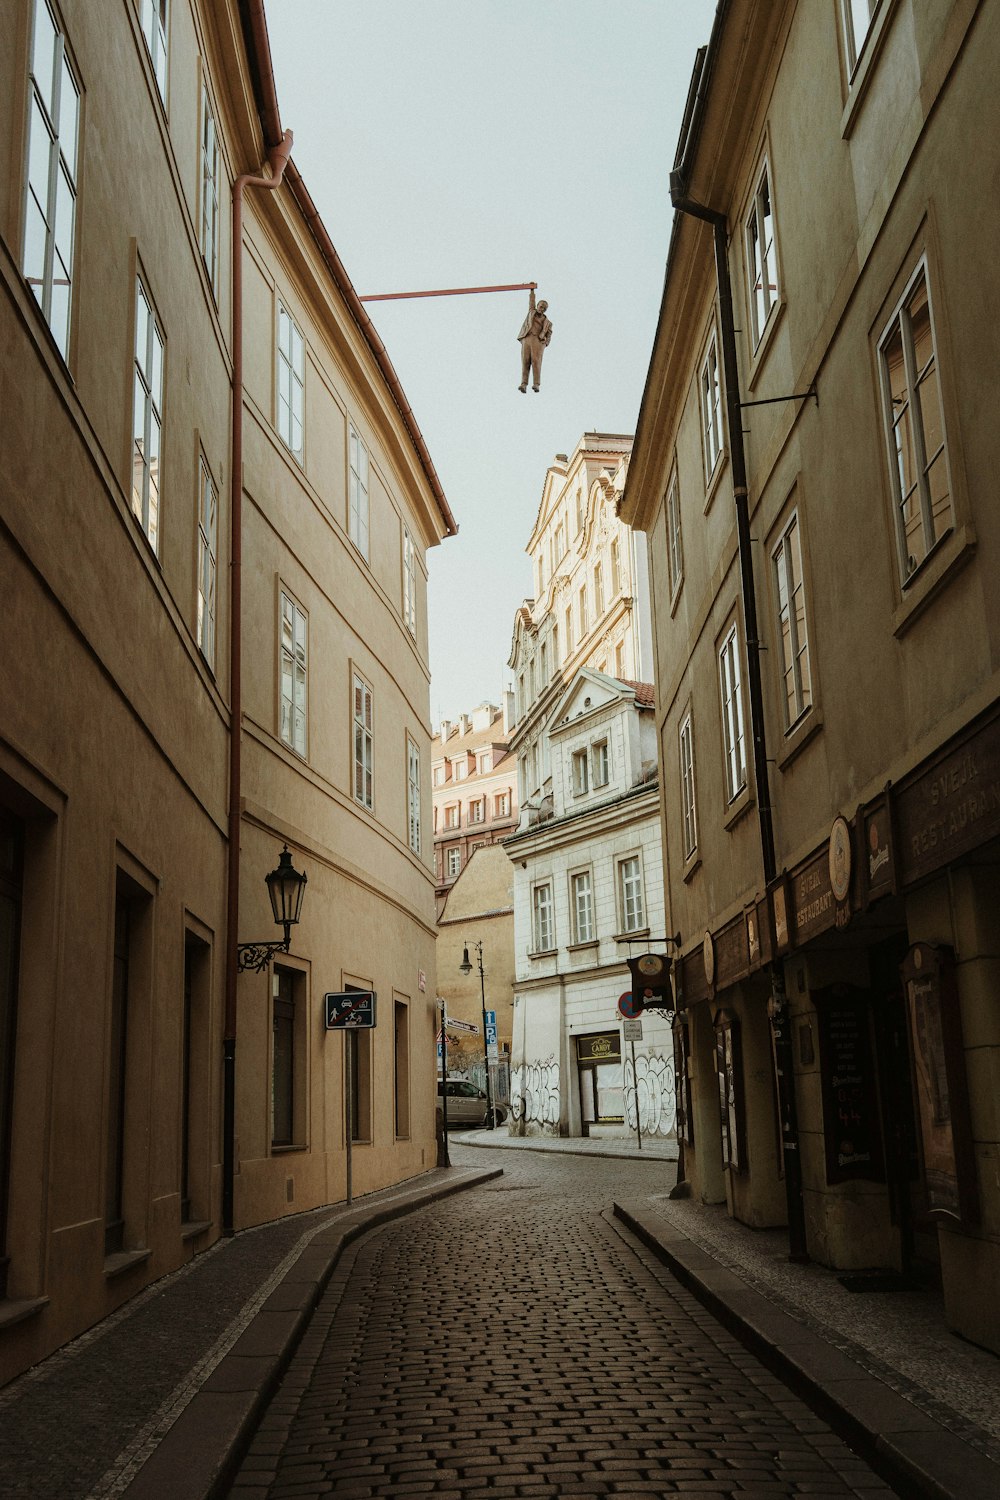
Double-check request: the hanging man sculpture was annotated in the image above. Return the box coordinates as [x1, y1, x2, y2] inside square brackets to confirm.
[517, 286, 553, 392]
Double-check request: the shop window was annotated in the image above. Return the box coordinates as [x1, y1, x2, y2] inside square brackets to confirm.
[394, 998, 409, 1139]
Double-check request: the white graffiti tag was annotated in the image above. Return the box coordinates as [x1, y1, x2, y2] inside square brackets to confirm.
[511, 1058, 560, 1128]
[624, 1051, 676, 1136]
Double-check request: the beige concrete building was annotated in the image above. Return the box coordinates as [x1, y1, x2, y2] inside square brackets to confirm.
[431, 702, 517, 915]
[0, 0, 453, 1384]
[622, 0, 1000, 1351]
[435, 844, 516, 1093]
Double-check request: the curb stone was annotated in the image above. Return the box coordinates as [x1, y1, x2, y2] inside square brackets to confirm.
[121, 1166, 502, 1500]
[614, 1199, 1000, 1500]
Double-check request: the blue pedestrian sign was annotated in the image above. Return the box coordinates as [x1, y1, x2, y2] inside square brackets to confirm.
[325, 990, 377, 1029]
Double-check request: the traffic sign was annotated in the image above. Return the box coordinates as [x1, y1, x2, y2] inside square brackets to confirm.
[324, 990, 377, 1029]
[618, 990, 645, 1020]
[623, 1018, 643, 1041]
[444, 1017, 479, 1034]
[484, 1009, 497, 1028]
[485, 1023, 498, 1057]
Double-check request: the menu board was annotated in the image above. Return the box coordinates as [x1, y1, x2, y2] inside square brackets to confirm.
[813, 987, 885, 1184]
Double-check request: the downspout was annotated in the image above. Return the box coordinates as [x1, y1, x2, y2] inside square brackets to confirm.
[667, 172, 807, 1261]
[222, 127, 293, 1238]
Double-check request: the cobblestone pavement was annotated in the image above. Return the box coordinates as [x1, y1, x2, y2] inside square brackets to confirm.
[228, 1147, 898, 1498]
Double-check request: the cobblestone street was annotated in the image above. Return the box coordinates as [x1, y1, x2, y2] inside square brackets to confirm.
[228, 1147, 897, 1498]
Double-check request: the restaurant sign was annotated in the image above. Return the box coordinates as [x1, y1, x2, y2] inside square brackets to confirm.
[896, 717, 1000, 886]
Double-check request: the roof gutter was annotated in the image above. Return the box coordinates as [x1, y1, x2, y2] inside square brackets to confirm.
[238, 0, 457, 537]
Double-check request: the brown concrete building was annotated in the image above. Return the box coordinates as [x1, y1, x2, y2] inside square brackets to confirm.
[622, 0, 1000, 1352]
[0, 0, 453, 1383]
[432, 703, 518, 915]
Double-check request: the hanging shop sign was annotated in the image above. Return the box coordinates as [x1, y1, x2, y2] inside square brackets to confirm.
[714, 914, 750, 990]
[863, 794, 895, 906]
[812, 985, 885, 1185]
[901, 942, 979, 1225]
[790, 849, 836, 945]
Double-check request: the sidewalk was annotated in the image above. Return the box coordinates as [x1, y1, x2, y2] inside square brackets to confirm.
[449, 1121, 679, 1161]
[0, 1166, 499, 1500]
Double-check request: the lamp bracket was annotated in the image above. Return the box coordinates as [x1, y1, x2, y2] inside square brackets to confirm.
[237, 930, 292, 972]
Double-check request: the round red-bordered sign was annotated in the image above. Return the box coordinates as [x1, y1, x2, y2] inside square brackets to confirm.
[618, 991, 645, 1019]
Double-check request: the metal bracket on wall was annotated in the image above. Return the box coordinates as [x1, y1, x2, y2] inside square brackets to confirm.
[739, 384, 818, 410]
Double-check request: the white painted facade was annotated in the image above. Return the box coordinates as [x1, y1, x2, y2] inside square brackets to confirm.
[506, 672, 675, 1139]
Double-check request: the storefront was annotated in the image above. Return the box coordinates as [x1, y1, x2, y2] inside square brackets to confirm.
[576, 1031, 623, 1132]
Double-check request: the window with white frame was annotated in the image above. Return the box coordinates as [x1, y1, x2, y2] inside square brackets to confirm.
[552, 624, 559, 667]
[446, 847, 461, 878]
[432, 764, 445, 786]
[593, 562, 605, 617]
[745, 157, 779, 348]
[564, 605, 573, 655]
[578, 584, 588, 637]
[407, 738, 421, 854]
[773, 512, 812, 729]
[279, 590, 307, 756]
[353, 672, 373, 808]
[468, 798, 484, 825]
[878, 262, 952, 582]
[575, 489, 583, 533]
[571, 749, 589, 796]
[618, 856, 645, 933]
[199, 80, 219, 293]
[402, 526, 417, 635]
[615, 639, 626, 678]
[841, 0, 881, 77]
[140, 0, 168, 102]
[349, 423, 369, 558]
[23, 0, 80, 360]
[494, 791, 509, 818]
[666, 470, 683, 597]
[592, 739, 610, 788]
[277, 302, 304, 458]
[453, 759, 467, 781]
[679, 711, 697, 859]
[477, 751, 491, 774]
[540, 641, 548, 682]
[555, 519, 565, 561]
[444, 803, 459, 829]
[131, 277, 165, 551]
[532, 882, 554, 952]
[719, 624, 747, 802]
[700, 333, 724, 481]
[571, 870, 594, 944]
[196, 455, 217, 668]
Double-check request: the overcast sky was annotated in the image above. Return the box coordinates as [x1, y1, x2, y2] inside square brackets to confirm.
[267, 1, 717, 725]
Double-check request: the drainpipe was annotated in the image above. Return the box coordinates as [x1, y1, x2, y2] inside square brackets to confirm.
[667, 174, 808, 1261]
[222, 128, 293, 1238]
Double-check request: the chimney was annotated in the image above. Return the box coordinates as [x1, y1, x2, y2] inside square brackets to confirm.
[459, 713, 472, 736]
[439, 719, 452, 744]
[471, 702, 496, 733]
[502, 689, 516, 735]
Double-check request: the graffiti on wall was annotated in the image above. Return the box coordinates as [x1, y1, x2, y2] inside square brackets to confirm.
[510, 1057, 560, 1127]
[623, 1050, 676, 1136]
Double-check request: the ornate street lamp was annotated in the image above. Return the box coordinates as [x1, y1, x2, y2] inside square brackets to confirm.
[237, 845, 308, 971]
[460, 941, 495, 1130]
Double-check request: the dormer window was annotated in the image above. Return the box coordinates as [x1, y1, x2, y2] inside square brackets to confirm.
[572, 750, 589, 796]
[593, 740, 610, 788]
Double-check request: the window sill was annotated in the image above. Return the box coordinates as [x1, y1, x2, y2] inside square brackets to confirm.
[892, 523, 976, 638]
[682, 852, 702, 884]
[613, 928, 650, 944]
[0, 1295, 48, 1332]
[181, 1219, 213, 1243]
[349, 1136, 372, 1147]
[270, 1143, 307, 1155]
[527, 947, 558, 961]
[776, 707, 823, 772]
[745, 298, 786, 393]
[104, 1247, 152, 1281]
[723, 785, 754, 831]
[566, 939, 599, 953]
[703, 450, 729, 515]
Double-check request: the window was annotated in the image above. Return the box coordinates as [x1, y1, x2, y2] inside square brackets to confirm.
[592, 739, 610, 788]
[433, 764, 445, 787]
[578, 584, 588, 637]
[593, 562, 605, 617]
[131, 278, 165, 551]
[773, 513, 812, 728]
[575, 489, 583, 533]
[453, 759, 467, 781]
[572, 749, 589, 796]
[700, 333, 724, 481]
[199, 81, 219, 293]
[618, 857, 645, 933]
[140, 0, 168, 102]
[446, 847, 461, 877]
[23, 0, 80, 359]
[564, 605, 573, 656]
[555, 520, 565, 560]
[494, 791, 509, 818]
[346, 1005, 371, 1142]
[196, 456, 217, 668]
[571, 871, 594, 944]
[532, 883, 554, 952]
[277, 302, 304, 459]
[666, 471, 683, 597]
[878, 262, 952, 582]
[394, 1000, 409, 1138]
[353, 673, 373, 809]
[540, 641, 548, 682]
[610, 538, 621, 596]
[745, 157, 779, 348]
[468, 798, 484, 825]
[444, 804, 459, 830]
[271, 967, 298, 1148]
[402, 526, 417, 635]
[478, 752, 491, 774]
[719, 624, 747, 802]
[349, 423, 369, 558]
[407, 738, 421, 854]
[680, 712, 697, 859]
[552, 624, 559, 667]
[105, 888, 132, 1255]
[614, 639, 626, 678]
[280, 591, 307, 756]
[841, 0, 881, 76]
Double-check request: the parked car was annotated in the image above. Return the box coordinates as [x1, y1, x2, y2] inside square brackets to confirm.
[438, 1079, 506, 1128]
